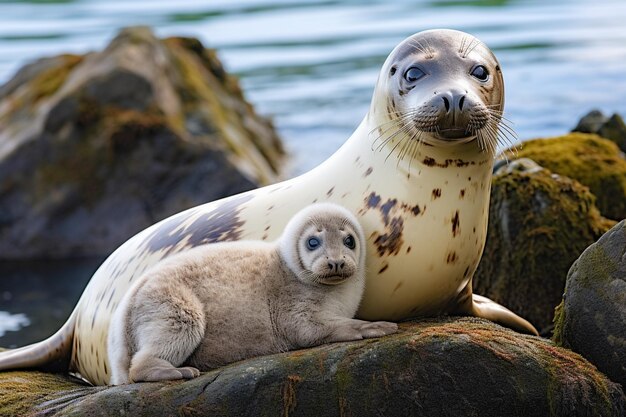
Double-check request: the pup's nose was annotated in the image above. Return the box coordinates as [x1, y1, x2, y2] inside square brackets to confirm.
[327, 261, 345, 273]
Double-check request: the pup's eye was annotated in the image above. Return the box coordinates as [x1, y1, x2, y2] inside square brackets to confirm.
[306, 237, 321, 250]
[404, 67, 426, 82]
[343, 235, 356, 250]
[470, 65, 489, 81]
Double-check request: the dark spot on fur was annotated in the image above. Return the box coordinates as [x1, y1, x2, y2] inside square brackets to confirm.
[390, 66, 397, 76]
[268, 205, 274, 211]
[460, 189, 466, 198]
[142, 194, 254, 255]
[452, 210, 460, 237]
[496, 65, 501, 72]
[104, 361, 108, 375]
[264, 225, 270, 231]
[423, 157, 436, 167]
[364, 167, 373, 177]
[446, 251, 458, 264]
[380, 199, 398, 226]
[406, 246, 412, 253]
[391, 98, 395, 108]
[366, 192, 382, 209]
[468, 176, 472, 181]
[409, 204, 421, 215]
[399, 90, 405, 96]
[432, 188, 441, 199]
[106, 289, 116, 309]
[392, 281, 403, 293]
[373, 216, 404, 257]
[355, 156, 360, 163]
[91, 304, 100, 329]
[312, 199, 318, 203]
[262, 234, 268, 241]
[423, 157, 475, 168]
[327, 187, 335, 197]
[379, 264, 389, 274]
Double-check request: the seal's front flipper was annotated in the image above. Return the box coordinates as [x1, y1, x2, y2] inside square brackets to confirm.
[471, 294, 539, 336]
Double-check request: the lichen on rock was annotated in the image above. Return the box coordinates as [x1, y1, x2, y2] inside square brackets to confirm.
[1, 318, 624, 416]
[0, 26, 285, 259]
[510, 133, 626, 220]
[553, 220, 626, 390]
[474, 159, 615, 335]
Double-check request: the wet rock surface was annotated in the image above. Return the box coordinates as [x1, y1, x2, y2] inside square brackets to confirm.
[553, 220, 626, 389]
[474, 159, 615, 335]
[0, 26, 284, 260]
[1, 318, 624, 417]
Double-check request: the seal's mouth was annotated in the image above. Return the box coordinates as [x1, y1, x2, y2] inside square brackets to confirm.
[317, 274, 350, 285]
[436, 127, 472, 140]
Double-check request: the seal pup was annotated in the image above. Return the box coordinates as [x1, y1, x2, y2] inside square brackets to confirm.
[108, 203, 397, 384]
[0, 29, 538, 385]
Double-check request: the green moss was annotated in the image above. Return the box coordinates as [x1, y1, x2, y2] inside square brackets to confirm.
[29, 55, 83, 101]
[513, 133, 626, 220]
[0, 371, 90, 416]
[552, 300, 567, 347]
[474, 167, 616, 333]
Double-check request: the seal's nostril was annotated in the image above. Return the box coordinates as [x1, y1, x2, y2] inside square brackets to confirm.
[459, 95, 466, 111]
[442, 96, 450, 112]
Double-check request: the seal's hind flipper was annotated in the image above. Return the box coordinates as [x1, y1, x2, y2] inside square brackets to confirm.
[471, 294, 539, 336]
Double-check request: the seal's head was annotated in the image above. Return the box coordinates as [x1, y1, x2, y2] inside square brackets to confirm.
[280, 203, 365, 286]
[371, 29, 510, 154]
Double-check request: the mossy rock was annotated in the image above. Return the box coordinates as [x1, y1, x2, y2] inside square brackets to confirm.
[0, 26, 285, 259]
[511, 133, 626, 220]
[474, 159, 615, 335]
[553, 220, 626, 389]
[1, 318, 624, 416]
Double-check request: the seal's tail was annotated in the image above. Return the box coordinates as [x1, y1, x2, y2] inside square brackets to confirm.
[0, 311, 76, 372]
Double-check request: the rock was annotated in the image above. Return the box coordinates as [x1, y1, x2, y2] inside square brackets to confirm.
[511, 133, 626, 220]
[573, 110, 626, 152]
[1, 318, 624, 417]
[474, 159, 615, 335]
[0, 27, 284, 260]
[553, 220, 626, 389]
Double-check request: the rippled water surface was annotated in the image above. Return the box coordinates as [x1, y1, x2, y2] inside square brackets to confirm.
[0, 0, 625, 345]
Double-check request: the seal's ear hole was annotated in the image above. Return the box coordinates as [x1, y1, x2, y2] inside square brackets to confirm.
[390, 66, 397, 76]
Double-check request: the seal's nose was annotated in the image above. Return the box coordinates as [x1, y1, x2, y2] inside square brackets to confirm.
[440, 91, 467, 113]
[327, 261, 345, 273]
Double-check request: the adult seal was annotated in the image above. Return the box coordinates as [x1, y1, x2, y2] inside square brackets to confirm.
[0, 29, 538, 385]
[108, 203, 396, 385]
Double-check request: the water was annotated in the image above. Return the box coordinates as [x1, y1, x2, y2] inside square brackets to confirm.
[0, 0, 625, 346]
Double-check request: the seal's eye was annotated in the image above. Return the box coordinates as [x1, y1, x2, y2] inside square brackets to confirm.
[344, 235, 356, 250]
[306, 237, 321, 250]
[470, 65, 489, 81]
[404, 67, 425, 83]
